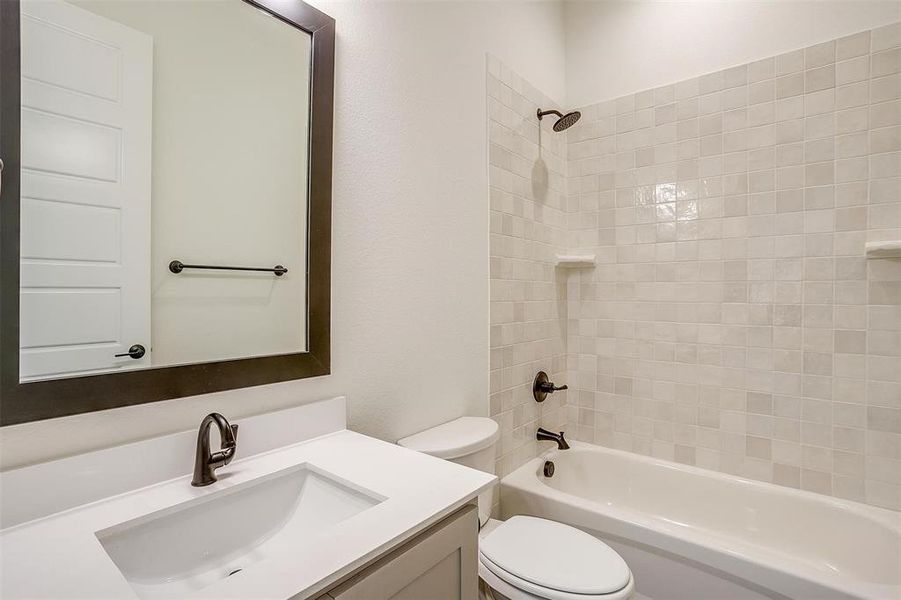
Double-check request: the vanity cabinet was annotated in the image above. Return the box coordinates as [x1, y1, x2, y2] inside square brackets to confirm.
[317, 504, 478, 600]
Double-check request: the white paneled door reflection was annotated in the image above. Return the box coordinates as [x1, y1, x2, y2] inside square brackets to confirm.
[19, 0, 152, 381]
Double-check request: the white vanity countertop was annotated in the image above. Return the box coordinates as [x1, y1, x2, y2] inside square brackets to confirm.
[0, 429, 496, 599]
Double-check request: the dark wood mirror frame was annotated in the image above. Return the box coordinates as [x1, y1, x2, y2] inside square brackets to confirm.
[0, 0, 334, 426]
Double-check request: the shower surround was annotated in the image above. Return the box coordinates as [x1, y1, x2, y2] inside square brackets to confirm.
[489, 22, 901, 511]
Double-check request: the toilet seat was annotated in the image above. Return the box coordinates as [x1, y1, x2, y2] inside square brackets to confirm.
[478, 516, 634, 600]
[479, 555, 635, 600]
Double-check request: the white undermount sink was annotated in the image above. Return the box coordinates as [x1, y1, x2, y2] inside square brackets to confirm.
[96, 464, 383, 599]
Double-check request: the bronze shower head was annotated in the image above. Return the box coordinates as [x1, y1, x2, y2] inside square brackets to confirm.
[537, 108, 581, 132]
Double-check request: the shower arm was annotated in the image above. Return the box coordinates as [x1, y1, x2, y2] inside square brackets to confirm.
[537, 109, 564, 120]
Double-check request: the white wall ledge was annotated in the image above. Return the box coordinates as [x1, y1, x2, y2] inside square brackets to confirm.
[555, 254, 596, 268]
[866, 241, 901, 258]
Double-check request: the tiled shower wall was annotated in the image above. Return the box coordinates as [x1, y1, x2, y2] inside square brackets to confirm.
[488, 55, 570, 479]
[564, 23, 901, 510]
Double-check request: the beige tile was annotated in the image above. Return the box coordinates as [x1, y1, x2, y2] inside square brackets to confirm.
[868, 330, 901, 356]
[805, 161, 835, 186]
[871, 99, 901, 128]
[870, 305, 901, 332]
[835, 132, 868, 159]
[801, 469, 832, 494]
[836, 81, 869, 109]
[654, 85, 676, 105]
[836, 106, 868, 134]
[748, 57, 776, 83]
[866, 480, 901, 511]
[871, 151, 901, 178]
[836, 55, 869, 86]
[776, 73, 805, 99]
[698, 92, 723, 115]
[872, 47, 901, 79]
[835, 206, 866, 231]
[803, 352, 833, 376]
[871, 73, 901, 103]
[872, 21, 901, 53]
[723, 65, 749, 89]
[746, 436, 772, 459]
[871, 125, 901, 153]
[805, 65, 835, 93]
[806, 113, 836, 138]
[833, 450, 865, 477]
[749, 80, 775, 105]
[835, 157, 869, 184]
[747, 391, 774, 414]
[776, 49, 805, 75]
[804, 138, 833, 163]
[804, 89, 834, 116]
[776, 95, 805, 121]
[636, 89, 655, 110]
[675, 77, 700, 100]
[835, 330, 866, 354]
[868, 407, 901, 433]
[773, 463, 801, 487]
[836, 30, 871, 61]
[722, 87, 748, 111]
[806, 40, 835, 68]
[655, 103, 676, 125]
[699, 71, 724, 96]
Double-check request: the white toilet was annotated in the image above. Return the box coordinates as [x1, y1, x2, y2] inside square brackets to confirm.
[398, 417, 635, 600]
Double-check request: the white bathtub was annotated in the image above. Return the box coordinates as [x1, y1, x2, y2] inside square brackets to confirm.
[500, 442, 901, 600]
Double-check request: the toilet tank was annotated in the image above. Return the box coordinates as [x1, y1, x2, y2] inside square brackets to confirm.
[397, 417, 499, 525]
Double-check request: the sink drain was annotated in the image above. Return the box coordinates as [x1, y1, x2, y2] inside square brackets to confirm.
[227, 568, 243, 577]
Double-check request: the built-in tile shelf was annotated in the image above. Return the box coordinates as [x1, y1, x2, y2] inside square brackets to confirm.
[555, 254, 596, 268]
[865, 241, 901, 258]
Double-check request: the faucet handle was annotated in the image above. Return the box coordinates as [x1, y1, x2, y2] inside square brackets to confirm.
[533, 371, 568, 402]
[211, 428, 238, 468]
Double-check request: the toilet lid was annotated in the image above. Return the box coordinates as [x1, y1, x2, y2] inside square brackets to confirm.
[479, 516, 631, 595]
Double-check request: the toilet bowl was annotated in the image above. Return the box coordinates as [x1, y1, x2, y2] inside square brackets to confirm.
[398, 417, 634, 600]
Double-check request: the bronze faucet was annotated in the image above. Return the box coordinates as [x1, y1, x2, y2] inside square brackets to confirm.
[537, 427, 570, 450]
[191, 413, 238, 486]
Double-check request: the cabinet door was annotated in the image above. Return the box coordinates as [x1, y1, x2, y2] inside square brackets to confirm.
[324, 505, 478, 600]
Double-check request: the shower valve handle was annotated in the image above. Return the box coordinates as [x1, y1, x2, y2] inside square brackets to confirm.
[533, 371, 567, 402]
[541, 382, 568, 392]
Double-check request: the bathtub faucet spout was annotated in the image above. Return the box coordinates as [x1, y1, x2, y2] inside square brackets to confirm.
[537, 427, 570, 450]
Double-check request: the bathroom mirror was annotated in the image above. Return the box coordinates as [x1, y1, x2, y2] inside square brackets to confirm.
[0, 0, 334, 424]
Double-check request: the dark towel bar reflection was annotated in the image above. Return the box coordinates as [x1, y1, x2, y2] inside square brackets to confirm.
[169, 260, 288, 276]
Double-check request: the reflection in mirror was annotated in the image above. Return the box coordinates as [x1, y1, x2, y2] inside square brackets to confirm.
[18, 0, 311, 382]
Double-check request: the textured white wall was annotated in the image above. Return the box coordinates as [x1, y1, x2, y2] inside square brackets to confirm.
[0, 1, 566, 470]
[565, 1, 901, 107]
